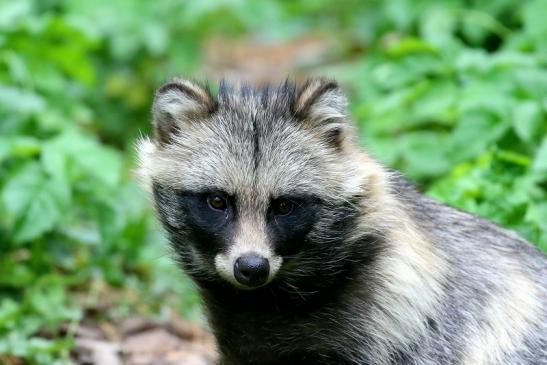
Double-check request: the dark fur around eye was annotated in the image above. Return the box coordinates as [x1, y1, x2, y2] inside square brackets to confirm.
[152, 183, 236, 253]
[267, 195, 321, 256]
[177, 191, 233, 222]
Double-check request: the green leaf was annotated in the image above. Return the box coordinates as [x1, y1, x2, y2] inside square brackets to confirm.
[0, 0, 32, 28]
[0, 299, 20, 330]
[42, 131, 122, 187]
[0, 86, 45, 114]
[513, 101, 543, 142]
[522, 0, 547, 49]
[420, 4, 457, 47]
[95, 201, 124, 246]
[449, 109, 508, 162]
[496, 150, 531, 167]
[525, 202, 547, 233]
[386, 37, 438, 58]
[515, 68, 547, 99]
[0, 137, 41, 162]
[399, 132, 452, 178]
[2, 163, 70, 243]
[10, 136, 42, 158]
[532, 138, 547, 172]
[0, 137, 10, 163]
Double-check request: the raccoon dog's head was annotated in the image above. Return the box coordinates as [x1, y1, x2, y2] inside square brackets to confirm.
[138, 78, 374, 293]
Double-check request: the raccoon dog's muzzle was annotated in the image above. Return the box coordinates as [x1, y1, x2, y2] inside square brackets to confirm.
[214, 218, 283, 289]
[215, 250, 283, 290]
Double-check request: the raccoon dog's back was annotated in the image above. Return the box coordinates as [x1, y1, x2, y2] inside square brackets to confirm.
[137, 78, 547, 365]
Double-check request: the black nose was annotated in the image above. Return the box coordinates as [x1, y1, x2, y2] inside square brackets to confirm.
[234, 255, 270, 287]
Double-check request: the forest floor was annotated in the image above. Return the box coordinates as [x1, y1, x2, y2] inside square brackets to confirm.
[71, 313, 217, 365]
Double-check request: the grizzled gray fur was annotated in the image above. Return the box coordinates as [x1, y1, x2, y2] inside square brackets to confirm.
[137, 78, 547, 365]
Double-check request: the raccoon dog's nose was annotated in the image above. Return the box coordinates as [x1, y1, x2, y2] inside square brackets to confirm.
[234, 255, 270, 288]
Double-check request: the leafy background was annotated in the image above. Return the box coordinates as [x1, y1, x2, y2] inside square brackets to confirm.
[0, 0, 546, 363]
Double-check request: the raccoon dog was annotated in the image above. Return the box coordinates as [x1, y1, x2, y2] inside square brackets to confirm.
[137, 78, 547, 365]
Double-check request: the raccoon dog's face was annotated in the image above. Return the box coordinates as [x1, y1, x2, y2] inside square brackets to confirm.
[138, 78, 369, 293]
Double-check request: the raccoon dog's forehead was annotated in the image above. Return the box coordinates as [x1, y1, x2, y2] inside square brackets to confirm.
[140, 78, 363, 201]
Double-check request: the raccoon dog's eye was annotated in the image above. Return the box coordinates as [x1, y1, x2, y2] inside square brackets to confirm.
[207, 194, 228, 211]
[272, 199, 295, 216]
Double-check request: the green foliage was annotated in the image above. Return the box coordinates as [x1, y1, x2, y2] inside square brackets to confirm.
[0, 0, 545, 363]
[0, 1, 202, 362]
[344, 0, 547, 250]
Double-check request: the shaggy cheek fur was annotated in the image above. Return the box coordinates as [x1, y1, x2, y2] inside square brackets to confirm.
[274, 198, 380, 294]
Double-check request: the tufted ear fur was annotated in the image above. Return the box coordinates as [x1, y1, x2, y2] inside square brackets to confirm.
[152, 79, 217, 145]
[294, 78, 350, 148]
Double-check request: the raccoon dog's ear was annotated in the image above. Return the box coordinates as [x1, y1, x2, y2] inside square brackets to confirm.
[294, 78, 349, 148]
[152, 79, 217, 145]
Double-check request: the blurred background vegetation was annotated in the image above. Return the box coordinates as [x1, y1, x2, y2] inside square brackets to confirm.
[0, 0, 546, 363]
